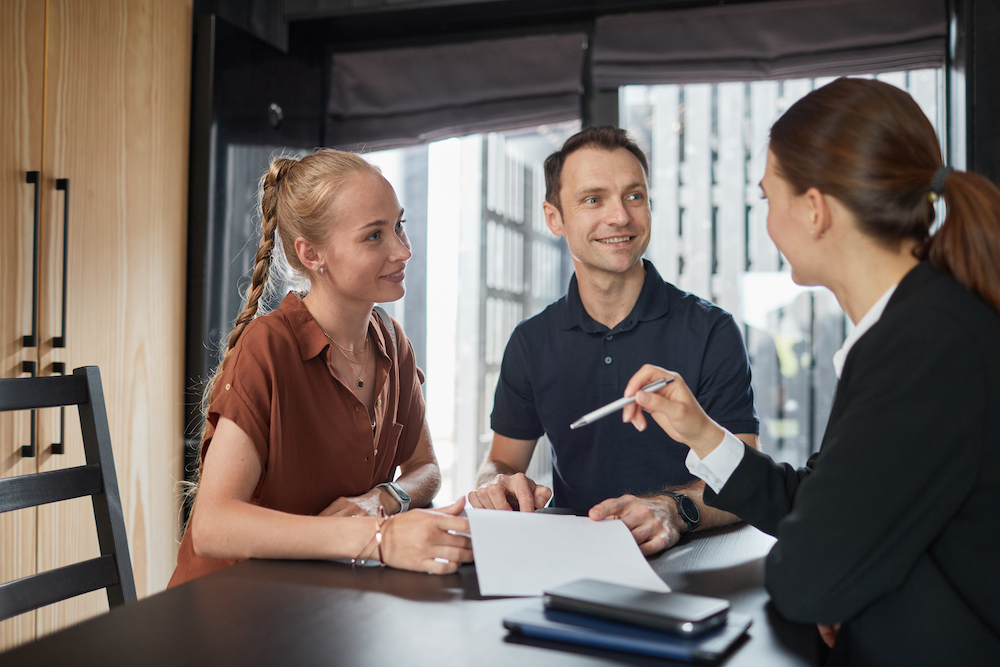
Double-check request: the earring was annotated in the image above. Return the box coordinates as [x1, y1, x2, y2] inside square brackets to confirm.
[318, 267, 324, 276]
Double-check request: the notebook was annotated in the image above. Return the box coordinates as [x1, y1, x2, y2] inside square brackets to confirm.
[503, 606, 752, 663]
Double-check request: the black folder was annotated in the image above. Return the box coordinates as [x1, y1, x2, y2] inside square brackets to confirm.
[504, 607, 752, 663]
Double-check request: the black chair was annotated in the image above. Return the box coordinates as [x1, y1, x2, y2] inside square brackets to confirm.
[0, 366, 136, 621]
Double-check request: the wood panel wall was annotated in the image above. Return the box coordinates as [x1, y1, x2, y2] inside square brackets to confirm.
[1, 0, 50, 649]
[1, 0, 192, 651]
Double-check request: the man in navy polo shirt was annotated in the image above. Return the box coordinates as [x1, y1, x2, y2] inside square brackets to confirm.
[468, 126, 759, 555]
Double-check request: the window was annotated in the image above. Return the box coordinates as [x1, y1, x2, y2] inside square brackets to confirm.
[366, 121, 579, 502]
[620, 69, 945, 466]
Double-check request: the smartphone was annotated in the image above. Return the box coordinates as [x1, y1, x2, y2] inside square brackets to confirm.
[543, 579, 730, 637]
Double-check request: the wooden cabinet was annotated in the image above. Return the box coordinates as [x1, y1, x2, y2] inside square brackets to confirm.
[1, 0, 191, 651]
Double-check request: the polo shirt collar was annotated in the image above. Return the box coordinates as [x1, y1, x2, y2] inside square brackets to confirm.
[281, 292, 390, 362]
[560, 259, 671, 334]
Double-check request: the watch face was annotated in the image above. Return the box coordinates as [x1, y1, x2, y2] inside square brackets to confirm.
[678, 496, 700, 523]
[390, 482, 410, 502]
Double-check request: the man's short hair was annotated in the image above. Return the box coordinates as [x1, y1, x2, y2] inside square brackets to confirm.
[543, 125, 650, 211]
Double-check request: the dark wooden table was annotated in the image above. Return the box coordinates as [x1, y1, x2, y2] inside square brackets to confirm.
[1, 523, 819, 666]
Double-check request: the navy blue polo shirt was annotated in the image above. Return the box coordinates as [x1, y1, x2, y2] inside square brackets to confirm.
[491, 260, 758, 511]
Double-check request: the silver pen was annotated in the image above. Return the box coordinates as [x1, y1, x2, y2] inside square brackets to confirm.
[570, 377, 673, 430]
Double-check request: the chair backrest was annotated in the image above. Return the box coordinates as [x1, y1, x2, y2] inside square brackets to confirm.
[0, 366, 136, 621]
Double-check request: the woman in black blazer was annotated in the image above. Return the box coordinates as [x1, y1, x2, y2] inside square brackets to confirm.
[623, 78, 1000, 666]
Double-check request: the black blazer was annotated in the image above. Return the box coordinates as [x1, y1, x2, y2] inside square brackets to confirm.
[707, 262, 1000, 666]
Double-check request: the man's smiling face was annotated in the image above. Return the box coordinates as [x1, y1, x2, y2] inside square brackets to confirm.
[544, 146, 651, 280]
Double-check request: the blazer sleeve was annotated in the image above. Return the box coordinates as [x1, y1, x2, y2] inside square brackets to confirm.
[704, 445, 816, 537]
[760, 313, 985, 624]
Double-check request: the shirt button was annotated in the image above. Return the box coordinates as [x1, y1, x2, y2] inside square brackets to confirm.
[225, 383, 231, 390]
[374, 449, 379, 456]
[355, 406, 359, 412]
[365, 457, 369, 462]
[376, 397, 382, 407]
[604, 356, 612, 364]
[606, 335, 613, 341]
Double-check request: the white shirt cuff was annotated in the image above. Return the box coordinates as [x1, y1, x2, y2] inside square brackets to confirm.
[684, 430, 746, 494]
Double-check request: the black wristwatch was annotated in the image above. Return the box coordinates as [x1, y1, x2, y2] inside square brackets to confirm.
[376, 482, 410, 513]
[665, 492, 700, 533]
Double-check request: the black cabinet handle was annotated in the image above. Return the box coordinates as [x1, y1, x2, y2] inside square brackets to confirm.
[51, 361, 66, 454]
[20, 361, 37, 457]
[24, 171, 40, 348]
[53, 178, 69, 348]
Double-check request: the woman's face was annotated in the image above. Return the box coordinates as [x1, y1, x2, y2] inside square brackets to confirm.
[761, 150, 821, 286]
[317, 171, 411, 305]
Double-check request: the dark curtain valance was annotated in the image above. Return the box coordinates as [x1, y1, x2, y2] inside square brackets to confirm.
[325, 33, 586, 151]
[593, 0, 947, 88]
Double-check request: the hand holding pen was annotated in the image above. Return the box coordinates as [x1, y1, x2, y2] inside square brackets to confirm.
[620, 365, 726, 460]
[570, 378, 673, 429]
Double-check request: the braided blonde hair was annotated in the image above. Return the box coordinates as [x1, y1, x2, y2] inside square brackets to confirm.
[187, 149, 382, 505]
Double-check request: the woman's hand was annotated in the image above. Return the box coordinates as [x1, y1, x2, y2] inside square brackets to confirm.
[621, 365, 726, 459]
[818, 623, 840, 648]
[380, 498, 473, 574]
[319, 488, 386, 517]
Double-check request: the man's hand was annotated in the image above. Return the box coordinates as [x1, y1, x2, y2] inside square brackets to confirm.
[588, 494, 685, 555]
[468, 472, 552, 511]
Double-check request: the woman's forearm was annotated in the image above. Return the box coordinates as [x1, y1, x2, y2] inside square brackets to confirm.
[190, 498, 379, 561]
[394, 420, 443, 508]
[395, 459, 441, 509]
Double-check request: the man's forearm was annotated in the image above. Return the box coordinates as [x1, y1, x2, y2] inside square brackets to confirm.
[475, 459, 521, 489]
[475, 435, 538, 489]
[667, 480, 742, 531]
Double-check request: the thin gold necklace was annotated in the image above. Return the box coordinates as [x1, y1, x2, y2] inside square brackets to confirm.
[322, 329, 371, 389]
[326, 328, 367, 359]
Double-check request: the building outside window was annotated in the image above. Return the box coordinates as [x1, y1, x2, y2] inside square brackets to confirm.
[619, 69, 945, 468]
[366, 122, 579, 501]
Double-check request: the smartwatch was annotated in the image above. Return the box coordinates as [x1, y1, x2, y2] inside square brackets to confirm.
[665, 492, 700, 533]
[376, 482, 410, 513]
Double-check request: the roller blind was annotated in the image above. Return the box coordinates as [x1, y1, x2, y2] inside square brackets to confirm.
[326, 33, 586, 150]
[593, 0, 947, 87]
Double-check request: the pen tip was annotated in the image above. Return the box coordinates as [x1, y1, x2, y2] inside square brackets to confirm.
[570, 421, 584, 430]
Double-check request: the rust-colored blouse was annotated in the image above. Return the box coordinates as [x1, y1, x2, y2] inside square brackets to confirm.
[169, 293, 424, 586]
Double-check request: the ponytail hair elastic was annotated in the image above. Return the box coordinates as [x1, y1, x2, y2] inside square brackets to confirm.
[929, 166, 953, 202]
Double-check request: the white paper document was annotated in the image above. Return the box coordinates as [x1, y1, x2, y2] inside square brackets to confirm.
[465, 505, 671, 597]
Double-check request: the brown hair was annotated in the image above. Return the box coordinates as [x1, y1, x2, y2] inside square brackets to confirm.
[185, 149, 381, 509]
[543, 125, 649, 211]
[770, 77, 1000, 313]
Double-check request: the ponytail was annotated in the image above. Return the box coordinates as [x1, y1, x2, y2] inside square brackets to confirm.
[768, 77, 1000, 315]
[923, 170, 1000, 313]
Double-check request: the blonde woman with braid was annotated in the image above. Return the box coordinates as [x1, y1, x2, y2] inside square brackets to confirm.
[169, 150, 472, 585]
